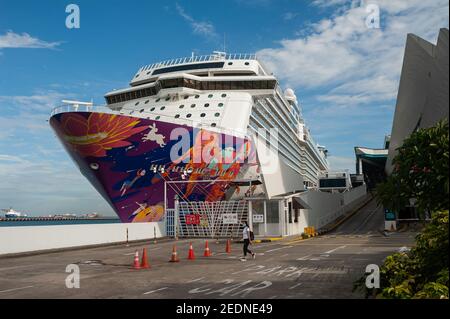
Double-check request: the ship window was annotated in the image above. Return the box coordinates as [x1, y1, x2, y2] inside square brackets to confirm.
[215, 113, 220, 117]
[175, 114, 180, 119]
[184, 95, 189, 100]
[145, 100, 150, 104]
[200, 113, 206, 117]
[204, 103, 210, 108]
[208, 94, 213, 98]
[139, 109, 144, 113]
[160, 106, 166, 110]
[195, 95, 200, 99]
[156, 116, 160, 120]
[201, 81, 208, 90]
[156, 98, 161, 102]
[221, 93, 227, 98]
[150, 107, 155, 111]
[191, 104, 196, 108]
[218, 103, 224, 107]
[228, 62, 233, 65]
[211, 123, 217, 127]
[165, 97, 170, 101]
[245, 62, 250, 65]
[187, 114, 192, 118]
[135, 102, 140, 106]
[216, 82, 223, 90]
[222, 82, 231, 90]
[179, 105, 185, 109]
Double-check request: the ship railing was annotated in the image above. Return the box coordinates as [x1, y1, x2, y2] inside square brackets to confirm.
[50, 104, 250, 139]
[140, 53, 258, 72]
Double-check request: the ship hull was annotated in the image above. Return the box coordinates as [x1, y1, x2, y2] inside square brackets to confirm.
[50, 112, 258, 223]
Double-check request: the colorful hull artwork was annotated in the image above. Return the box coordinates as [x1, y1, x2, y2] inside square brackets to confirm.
[49, 112, 258, 223]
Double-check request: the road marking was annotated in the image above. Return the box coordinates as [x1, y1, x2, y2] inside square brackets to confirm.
[143, 287, 168, 295]
[265, 246, 293, 253]
[0, 286, 34, 294]
[187, 277, 205, 283]
[296, 254, 312, 261]
[323, 245, 346, 254]
[289, 283, 303, 290]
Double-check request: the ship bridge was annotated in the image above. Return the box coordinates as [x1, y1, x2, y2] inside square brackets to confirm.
[130, 52, 270, 87]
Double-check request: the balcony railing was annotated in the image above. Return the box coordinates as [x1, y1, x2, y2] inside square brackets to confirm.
[50, 104, 249, 139]
[139, 53, 258, 72]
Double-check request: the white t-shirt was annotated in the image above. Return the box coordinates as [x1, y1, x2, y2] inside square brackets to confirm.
[243, 226, 250, 240]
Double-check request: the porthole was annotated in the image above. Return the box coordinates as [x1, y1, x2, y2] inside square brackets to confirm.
[186, 114, 192, 118]
[228, 62, 233, 65]
[156, 116, 161, 120]
[145, 100, 150, 104]
[160, 106, 166, 111]
[211, 123, 217, 127]
[184, 96, 189, 100]
[150, 107, 156, 112]
[179, 105, 185, 109]
[245, 62, 250, 65]
[139, 109, 145, 113]
[156, 98, 161, 102]
[175, 114, 180, 119]
[208, 94, 213, 98]
[191, 104, 196, 108]
[215, 113, 220, 117]
[218, 103, 224, 107]
[165, 97, 170, 101]
[204, 103, 210, 108]
[195, 95, 200, 99]
[221, 94, 227, 98]
[90, 163, 99, 170]
[135, 101, 140, 106]
[200, 113, 206, 117]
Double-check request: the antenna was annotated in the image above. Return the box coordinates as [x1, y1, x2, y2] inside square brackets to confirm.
[223, 33, 226, 53]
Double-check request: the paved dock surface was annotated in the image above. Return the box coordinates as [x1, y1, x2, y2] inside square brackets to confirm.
[0, 199, 416, 299]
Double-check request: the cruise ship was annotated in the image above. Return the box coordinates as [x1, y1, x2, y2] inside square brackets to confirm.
[50, 52, 329, 223]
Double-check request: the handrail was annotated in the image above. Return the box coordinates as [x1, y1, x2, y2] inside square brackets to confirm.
[50, 104, 250, 139]
[139, 53, 258, 72]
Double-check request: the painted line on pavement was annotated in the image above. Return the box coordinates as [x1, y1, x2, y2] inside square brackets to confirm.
[0, 286, 34, 294]
[265, 246, 293, 253]
[296, 254, 312, 261]
[187, 277, 205, 283]
[143, 287, 168, 295]
[289, 283, 303, 290]
[323, 245, 347, 254]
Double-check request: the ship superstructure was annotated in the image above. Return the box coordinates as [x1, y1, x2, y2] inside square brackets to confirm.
[50, 52, 329, 222]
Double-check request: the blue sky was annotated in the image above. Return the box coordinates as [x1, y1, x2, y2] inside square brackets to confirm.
[0, 0, 448, 216]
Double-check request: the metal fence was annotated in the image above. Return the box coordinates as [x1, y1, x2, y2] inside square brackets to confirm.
[171, 200, 248, 239]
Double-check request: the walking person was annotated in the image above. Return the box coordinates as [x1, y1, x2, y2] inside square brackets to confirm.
[241, 221, 255, 261]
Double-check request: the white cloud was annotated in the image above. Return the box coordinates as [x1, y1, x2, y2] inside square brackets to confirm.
[0, 31, 61, 49]
[327, 155, 356, 172]
[257, 0, 449, 107]
[283, 12, 299, 21]
[175, 4, 218, 39]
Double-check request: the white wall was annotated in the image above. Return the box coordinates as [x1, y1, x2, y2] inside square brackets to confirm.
[258, 185, 368, 237]
[0, 222, 165, 256]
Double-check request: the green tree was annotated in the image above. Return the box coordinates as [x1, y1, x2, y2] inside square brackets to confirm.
[377, 119, 449, 215]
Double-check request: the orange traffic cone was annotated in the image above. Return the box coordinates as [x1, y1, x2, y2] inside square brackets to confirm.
[140, 248, 150, 269]
[169, 244, 180, 262]
[187, 242, 195, 260]
[133, 250, 141, 270]
[203, 240, 211, 257]
[225, 239, 231, 253]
